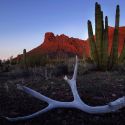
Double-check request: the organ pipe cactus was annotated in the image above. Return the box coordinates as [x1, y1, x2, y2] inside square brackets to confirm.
[102, 16, 109, 69]
[110, 5, 120, 68]
[88, 2, 121, 70]
[95, 3, 104, 68]
[87, 20, 98, 65]
[119, 40, 125, 63]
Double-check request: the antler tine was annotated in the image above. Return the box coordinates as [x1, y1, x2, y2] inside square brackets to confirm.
[64, 56, 81, 101]
[64, 56, 78, 83]
[3, 84, 58, 121]
[64, 75, 70, 84]
[5, 105, 53, 122]
[17, 84, 54, 103]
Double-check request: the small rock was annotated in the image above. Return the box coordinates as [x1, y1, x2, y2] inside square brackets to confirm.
[112, 93, 116, 97]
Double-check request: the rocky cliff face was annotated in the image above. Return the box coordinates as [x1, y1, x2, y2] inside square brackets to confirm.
[26, 26, 125, 58]
[108, 26, 125, 55]
[28, 32, 90, 58]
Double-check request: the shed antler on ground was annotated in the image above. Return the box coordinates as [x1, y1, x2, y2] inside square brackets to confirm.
[3, 56, 125, 121]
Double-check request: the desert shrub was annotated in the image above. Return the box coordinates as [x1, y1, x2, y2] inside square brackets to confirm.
[85, 57, 94, 64]
[53, 64, 68, 77]
[0, 60, 2, 66]
[10, 60, 17, 65]
[27, 55, 48, 67]
[19, 54, 48, 68]
[2, 65, 10, 72]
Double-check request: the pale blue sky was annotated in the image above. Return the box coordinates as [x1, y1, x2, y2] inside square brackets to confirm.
[0, 0, 125, 59]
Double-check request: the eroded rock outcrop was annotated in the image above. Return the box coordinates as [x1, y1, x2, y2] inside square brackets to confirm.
[28, 32, 90, 58]
[24, 26, 125, 58]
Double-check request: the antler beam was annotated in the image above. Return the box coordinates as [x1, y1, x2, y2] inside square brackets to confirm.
[3, 56, 125, 122]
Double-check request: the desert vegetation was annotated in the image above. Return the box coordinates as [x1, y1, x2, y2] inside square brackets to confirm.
[88, 3, 125, 70]
[0, 2, 125, 125]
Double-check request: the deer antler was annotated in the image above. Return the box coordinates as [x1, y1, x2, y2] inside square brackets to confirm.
[3, 56, 125, 121]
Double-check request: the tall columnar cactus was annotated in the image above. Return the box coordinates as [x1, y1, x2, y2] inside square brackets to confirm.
[110, 5, 120, 68]
[100, 11, 104, 66]
[119, 40, 125, 63]
[102, 16, 109, 68]
[95, 2, 104, 68]
[88, 3, 121, 70]
[88, 20, 98, 65]
[23, 49, 28, 70]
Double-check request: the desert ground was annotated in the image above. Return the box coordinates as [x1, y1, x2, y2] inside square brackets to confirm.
[0, 66, 125, 125]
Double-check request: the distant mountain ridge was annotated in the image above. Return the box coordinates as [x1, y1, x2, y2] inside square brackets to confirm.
[18, 26, 125, 59]
[28, 32, 90, 58]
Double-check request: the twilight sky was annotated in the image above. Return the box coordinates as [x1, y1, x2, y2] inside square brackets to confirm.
[0, 0, 125, 60]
